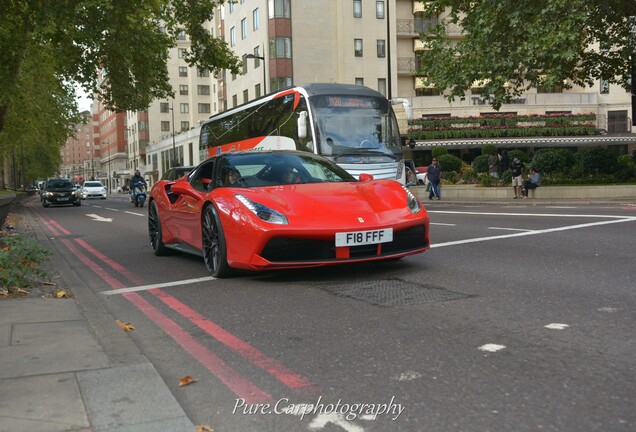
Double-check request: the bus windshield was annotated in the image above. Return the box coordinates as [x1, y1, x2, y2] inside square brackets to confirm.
[309, 95, 402, 160]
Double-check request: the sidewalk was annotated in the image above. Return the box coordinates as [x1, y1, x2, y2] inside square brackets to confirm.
[0, 200, 195, 432]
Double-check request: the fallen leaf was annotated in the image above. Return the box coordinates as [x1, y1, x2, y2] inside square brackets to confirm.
[43, 281, 56, 286]
[116, 319, 135, 331]
[179, 375, 196, 387]
[196, 426, 214, 432]
[54, 289, 68, 298]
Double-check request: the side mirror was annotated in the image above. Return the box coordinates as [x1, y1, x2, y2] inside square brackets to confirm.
[297, 111, 307, 139]
[358, 173, 374, 182]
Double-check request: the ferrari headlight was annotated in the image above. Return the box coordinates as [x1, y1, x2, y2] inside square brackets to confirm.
[402, 186, 422, 214]
[236, 194, 288, 225]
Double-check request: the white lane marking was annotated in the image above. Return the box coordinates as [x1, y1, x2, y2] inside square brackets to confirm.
[308, 413, 365, 432]
[105, 207, 119, 211]
[488, 227, 535, 232]
[428, 210, 631, 219]
[545, 323, 569, 330]
[597, 307, 618, 313]
[92, 205, 102, 208]
[546, 206, 577, 209]
[431, 217, 636, 248]
[125, 211, 145, 216]
[430, 222, 456, 226]
[100, 276, 217, 296]
[86, 214, 113, 222]
[478, 344, 506, 352]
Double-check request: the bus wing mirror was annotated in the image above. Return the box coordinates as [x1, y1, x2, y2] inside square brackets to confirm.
[297, 111, 308, 139]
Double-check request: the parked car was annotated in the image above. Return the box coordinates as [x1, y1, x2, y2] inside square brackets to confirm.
[41, 179, 82, 207]
[80, 181, 107, 199]
[416, 166, 428, 185]
[148, 150, 430, 277]
[161, 166, 194, 181]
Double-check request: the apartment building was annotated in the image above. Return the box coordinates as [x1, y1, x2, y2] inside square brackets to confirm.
[60, 111, 100, 184]
[143, 0, 634, 179]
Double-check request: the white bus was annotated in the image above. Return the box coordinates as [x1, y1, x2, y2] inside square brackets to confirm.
[199, 83, 409, 183]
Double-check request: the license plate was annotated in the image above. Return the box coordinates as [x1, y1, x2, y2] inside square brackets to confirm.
[57, 197, 70, 201]
[335, 228, 393, 247]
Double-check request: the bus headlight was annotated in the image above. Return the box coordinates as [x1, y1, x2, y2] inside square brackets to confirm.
[236, 194, 289, 225]
[402, 186, 422, 214]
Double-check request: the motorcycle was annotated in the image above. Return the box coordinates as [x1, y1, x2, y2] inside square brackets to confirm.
[130, 184, 146, 208]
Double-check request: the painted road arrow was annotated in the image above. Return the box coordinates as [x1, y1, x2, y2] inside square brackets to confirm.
[86, 214, 113, 222]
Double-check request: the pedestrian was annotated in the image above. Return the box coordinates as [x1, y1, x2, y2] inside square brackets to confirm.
[488, 151, 500, 178]
[521, 167, 541, 199]
[500, 150, 510, 174]
[510, 157, 523, 199]
[426, 157, 442, 200]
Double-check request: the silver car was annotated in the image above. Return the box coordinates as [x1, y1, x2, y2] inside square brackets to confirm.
[80, 181, 107, 199]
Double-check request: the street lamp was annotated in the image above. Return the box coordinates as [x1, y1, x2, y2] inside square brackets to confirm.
[168, 102, 177, 167]
[245, 53, 266, 96]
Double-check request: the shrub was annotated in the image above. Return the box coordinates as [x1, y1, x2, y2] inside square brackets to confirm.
[476, 172, 497, 186]
[472, 154, 490, 173]
[500, 170, 512, 184]
[481, 144, 497, 156]
[0, 235, 51, 290]
[508, 149, 529, 164]
[442, 170, 460, 184]
[438, 153, 463, 173]
[575, 147, 619, 174]
[531, 148, 576, 175]
[460, 166, 478, 183]
[431, 146, 449, 158]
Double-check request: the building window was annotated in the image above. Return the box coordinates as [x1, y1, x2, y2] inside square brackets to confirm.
[161, 121, 170, 132]
[160, 102, 169, 113]
[252, 47, 262, 67]
[180, 103, 189, 113]
[197, 69, 209, 77]
[179, 67, 187, 77]
[600, 79, 610, 94]
[270, 37, 292, 59]
[180, 121, 190, 131]
[377, 40, 385, 58]
[178, 48, 186, 59]
[243, 89, 249, 103]
[230, 27, 236, 46]
[272, 77, 292, 92]
[198, 103, 211, 114]
[242, 54, 249, 74]
[255, 83, 262, 98]
[378, 78, 386, 96]
[354, 39, 363, 57]
[355, 77, 364, 86]
[253, 8, 259, 30]
[376, 1, 385, 19]
[179, 85, 188, 95]
[353, 0, 362, 18]
[197, 85, 210, 95]
[232, 94, 238, 107]
[241, 18, 247, 39]
[269, 0, 291, 18]
[229, 2, 234, 13]
[177, 30, 186, 40]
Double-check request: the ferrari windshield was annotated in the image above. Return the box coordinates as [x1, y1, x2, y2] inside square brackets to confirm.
[217, 152, 356, 188]
[309, 95, 402, 159]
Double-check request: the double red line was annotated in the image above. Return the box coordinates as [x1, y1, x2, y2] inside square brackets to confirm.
[32, 205, 315, 403]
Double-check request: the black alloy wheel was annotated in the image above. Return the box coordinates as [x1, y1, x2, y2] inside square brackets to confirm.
[202, 205, 232, 278]
[148, 201, 168, 256]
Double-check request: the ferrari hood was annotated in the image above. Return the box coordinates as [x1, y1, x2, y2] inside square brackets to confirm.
[236, 180, 411, 224]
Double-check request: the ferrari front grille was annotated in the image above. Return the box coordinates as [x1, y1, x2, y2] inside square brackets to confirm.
[260, 224, 428, 263]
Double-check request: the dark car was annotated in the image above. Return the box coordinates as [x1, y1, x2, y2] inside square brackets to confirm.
[161, 166, 194, 181]
[41, 179, 82, 207]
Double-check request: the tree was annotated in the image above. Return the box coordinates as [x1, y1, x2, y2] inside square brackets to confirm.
[0, 0, 241, 135]
[417, 1, 636, 110]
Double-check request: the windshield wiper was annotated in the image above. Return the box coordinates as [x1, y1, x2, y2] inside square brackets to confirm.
[332, 151, 397, 161]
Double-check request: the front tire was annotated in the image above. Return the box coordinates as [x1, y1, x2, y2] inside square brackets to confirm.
[148, 201, 169, 256]
[202, 205, 232, 278]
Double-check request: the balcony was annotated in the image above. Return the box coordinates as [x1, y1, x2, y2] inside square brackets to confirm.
[397, 57, 416, 75]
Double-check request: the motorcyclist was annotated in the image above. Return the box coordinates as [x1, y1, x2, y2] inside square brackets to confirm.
[130, 169, 147, 192]
[130, 169, 147, 202]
